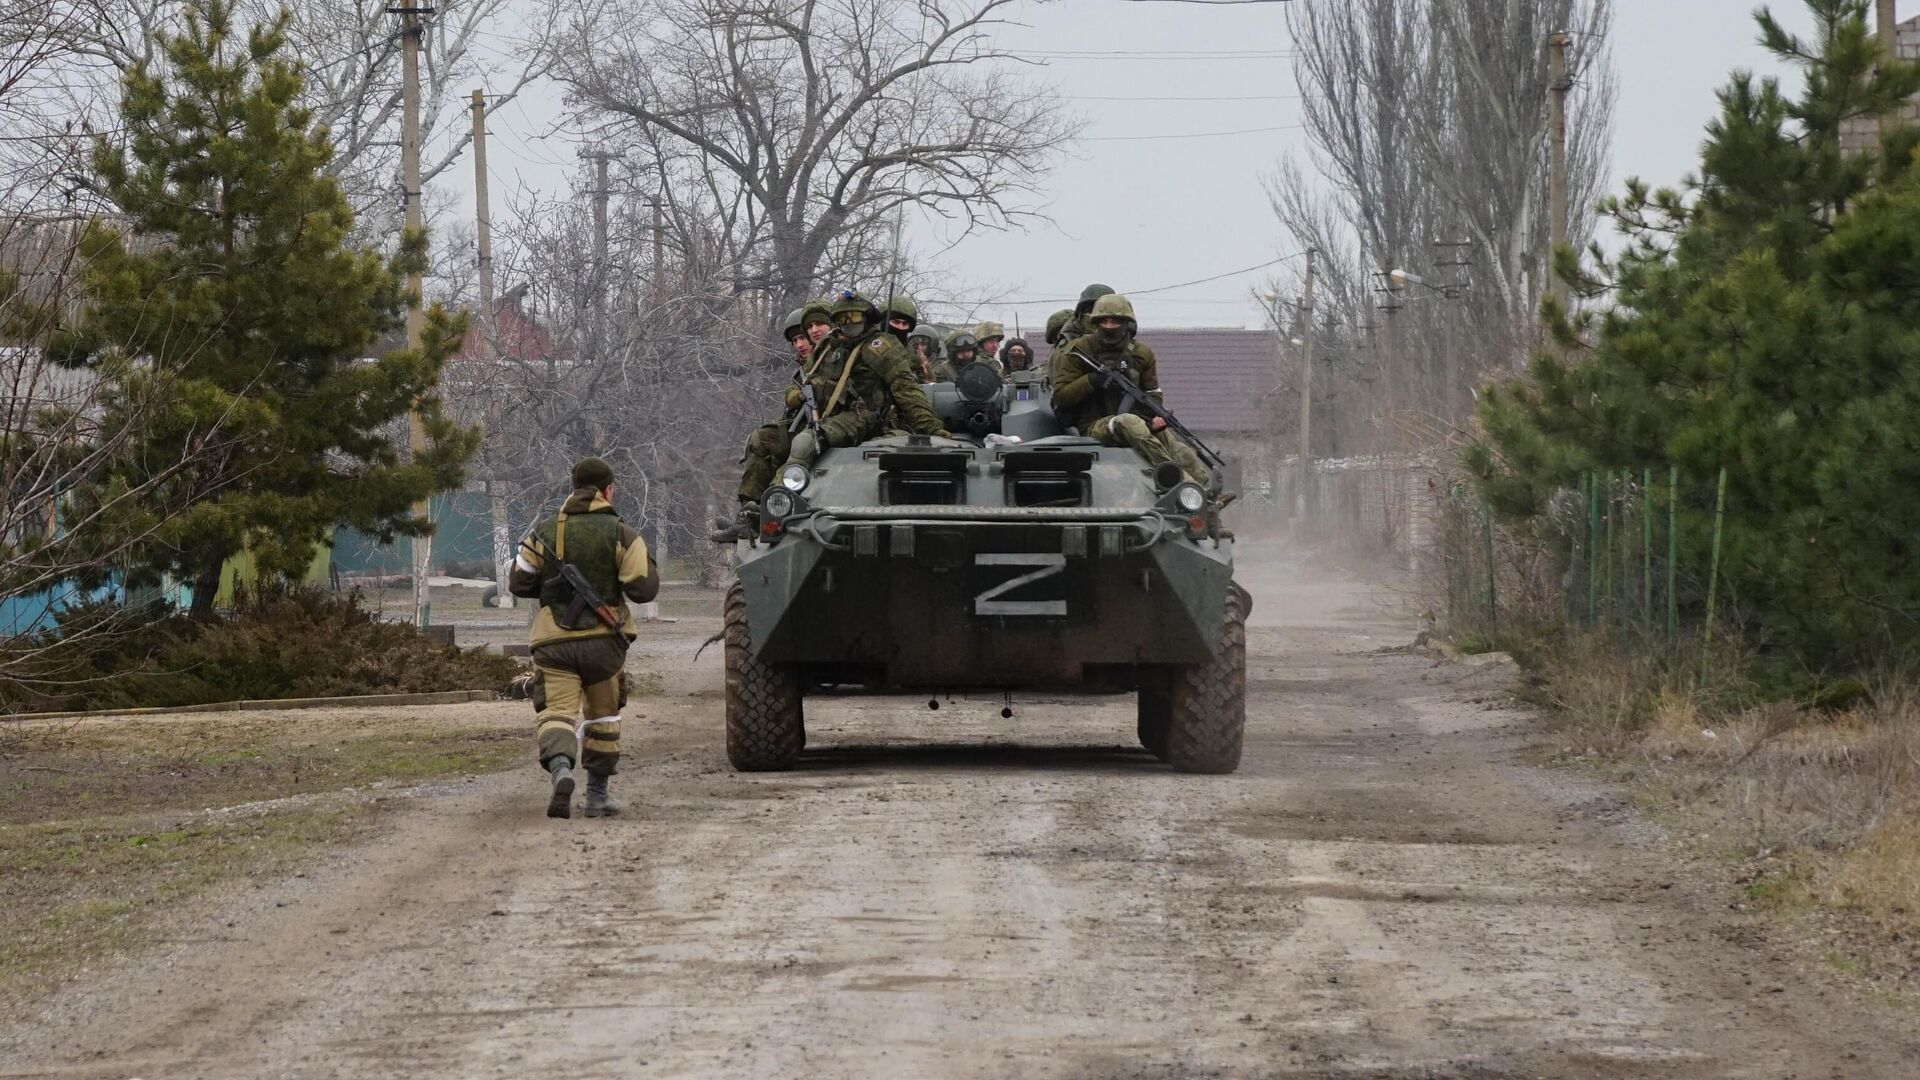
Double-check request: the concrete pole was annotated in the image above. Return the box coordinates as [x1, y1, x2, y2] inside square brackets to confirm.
[401, 8, 431, 629]
[1295, 247, 1316, 523]
[1546, 31, 1572, 329]
[473, 88, 511, 611]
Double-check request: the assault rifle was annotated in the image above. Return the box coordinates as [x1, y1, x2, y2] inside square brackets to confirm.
[1068, 351, 1226, 472]
[524, 533, 623, 632]
[787, 381, 825, 439]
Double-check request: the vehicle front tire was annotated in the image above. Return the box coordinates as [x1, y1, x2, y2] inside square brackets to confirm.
[723, 581, 805, 771]
[1164, 583, 1248, 774]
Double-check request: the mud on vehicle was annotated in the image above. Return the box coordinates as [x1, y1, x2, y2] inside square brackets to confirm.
[724, 364, 1248, 773]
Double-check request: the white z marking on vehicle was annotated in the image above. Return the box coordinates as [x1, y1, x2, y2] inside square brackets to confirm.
[974, 553, 1067, 616]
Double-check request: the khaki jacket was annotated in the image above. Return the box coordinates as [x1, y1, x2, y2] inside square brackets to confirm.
[507, 491, 659, 647]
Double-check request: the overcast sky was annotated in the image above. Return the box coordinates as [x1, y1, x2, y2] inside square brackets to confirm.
[460, 0, 1822, 331]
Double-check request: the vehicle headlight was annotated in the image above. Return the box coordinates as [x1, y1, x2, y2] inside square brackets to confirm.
[763, 489, 796, 519]
[779, 463, 810, 492]
[1174, 483, 1207, 513]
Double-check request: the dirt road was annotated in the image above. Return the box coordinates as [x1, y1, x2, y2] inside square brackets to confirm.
[3, 557, 1914, 1078]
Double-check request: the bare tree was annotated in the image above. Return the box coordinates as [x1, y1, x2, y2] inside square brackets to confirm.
[1265, 0, 1615, 453]
[455, 164, 781, 581]
[554, 0, 1072, 311]
[0, 0, 559, 237]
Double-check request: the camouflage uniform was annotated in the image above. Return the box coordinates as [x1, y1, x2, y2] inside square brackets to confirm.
[932, 332, 1004, 383]
[779, 293, 949, 472]
[735, 304, 832, 507]
[507, 458, 659, 819]
[906, 326, 941, 381]
[1048, 294, 1210, 486]
[1047, 283, 1114, 368]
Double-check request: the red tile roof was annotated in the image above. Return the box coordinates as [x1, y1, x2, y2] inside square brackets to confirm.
[1145, 328, 1280, 435]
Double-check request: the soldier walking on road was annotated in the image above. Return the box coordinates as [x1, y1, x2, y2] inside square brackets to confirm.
[509, 457, 660, 820]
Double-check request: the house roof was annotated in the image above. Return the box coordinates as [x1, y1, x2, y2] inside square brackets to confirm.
[1144, 328, 1280, 435]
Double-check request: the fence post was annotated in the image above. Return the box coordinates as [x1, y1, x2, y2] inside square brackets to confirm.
[1641, 468, 1652, 630]
[1587, 471, 1600, 626]
[1483, 500, 1497, 634]
[1667, 466, 1679, 655]
[1701, 466, 1728, 683]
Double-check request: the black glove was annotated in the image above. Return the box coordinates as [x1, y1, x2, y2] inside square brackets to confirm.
[1088, 367, 1114, 390]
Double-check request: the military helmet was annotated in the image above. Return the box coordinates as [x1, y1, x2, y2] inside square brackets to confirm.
[1089, 292, 1136, 324]
[907, 325, 939, 344]
[972, 320, 1005, 343]
[885, 294, 919, 323]
[1044, 308, 1073, 345]
[830, 289, 879, 326]
[781, 308, 809, 340]
[946, 331, 980, 357]
[1075, 282, 1116, 314]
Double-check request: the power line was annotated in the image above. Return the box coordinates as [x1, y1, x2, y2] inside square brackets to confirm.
[1082, 123, 1302, 142]
[980, 251, 1308, 305]
[1010, 51, 1296, 61]
[1066, 94, 1299, 102]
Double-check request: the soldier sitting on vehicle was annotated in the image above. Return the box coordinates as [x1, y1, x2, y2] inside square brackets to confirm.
[1000, 336, 1035, 374]
[1048, 283, 1115, 367]
[713, 291, 949, 542]
[1048, 292, 1210, 487]
[933, 331, 1003, 383]
[973, 320, 1006, 365]
[906, 325, 940, 381]
[884, 294, 920, 347]
[718, 302, 833, 541]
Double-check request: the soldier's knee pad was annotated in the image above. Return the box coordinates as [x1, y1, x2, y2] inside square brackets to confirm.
[787, 429, 821, 466]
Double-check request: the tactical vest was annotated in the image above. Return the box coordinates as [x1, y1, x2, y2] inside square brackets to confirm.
[534, 509, 623, 631]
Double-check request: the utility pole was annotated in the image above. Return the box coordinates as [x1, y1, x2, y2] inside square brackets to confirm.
[1295, 247, 1316, 523]
[398, 4, 432, 630]
[1546, 30, 1572, 327]
[584, 151, 611, 369]
[651, 199, 665, 290]
[472, 88, 511, 612]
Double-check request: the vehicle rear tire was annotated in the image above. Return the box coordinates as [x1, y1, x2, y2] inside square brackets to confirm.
[723, 581, 805, 771]
[1164, 583, 1248, 774]
[1137, 678, 1170, 761]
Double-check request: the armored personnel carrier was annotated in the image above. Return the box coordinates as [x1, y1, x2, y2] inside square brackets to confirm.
[723, 363, 1248, 773]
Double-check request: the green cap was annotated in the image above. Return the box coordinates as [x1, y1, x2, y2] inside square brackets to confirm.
[572, 456, 614, 491]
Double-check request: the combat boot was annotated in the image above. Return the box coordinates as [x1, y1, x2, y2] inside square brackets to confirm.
[583, 773, 622, 818]
[546, 756, 575, 819]
[709, 505, 760, 544]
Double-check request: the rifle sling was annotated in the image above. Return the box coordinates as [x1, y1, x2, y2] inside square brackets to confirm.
[821, 340, 866, 421]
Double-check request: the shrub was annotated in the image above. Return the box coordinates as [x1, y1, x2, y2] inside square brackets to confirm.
[0, 588, 520, 714]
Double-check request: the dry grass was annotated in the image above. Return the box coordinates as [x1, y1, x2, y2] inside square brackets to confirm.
[1535, 636, 1920, 990]
[0, 704, 526, 1003]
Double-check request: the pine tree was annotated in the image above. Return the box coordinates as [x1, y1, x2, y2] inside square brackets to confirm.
[51, 0, 477, 615]
[1467, 0, 1920, 667]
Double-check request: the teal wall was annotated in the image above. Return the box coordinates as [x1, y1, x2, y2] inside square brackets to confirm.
[330, 492, 496, 575]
